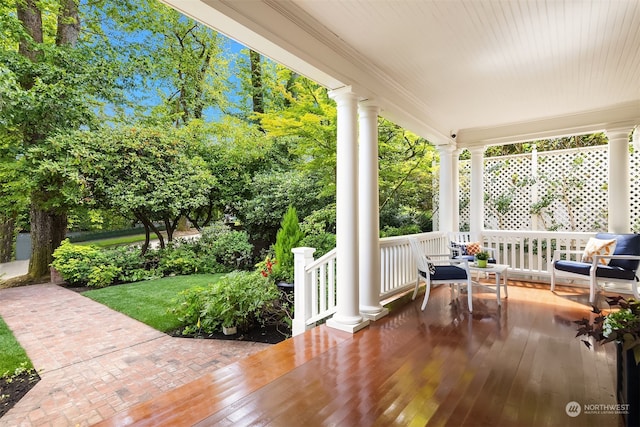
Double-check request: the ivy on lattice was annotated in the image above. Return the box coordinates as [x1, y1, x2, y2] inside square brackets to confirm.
[453, 145, 639, 232]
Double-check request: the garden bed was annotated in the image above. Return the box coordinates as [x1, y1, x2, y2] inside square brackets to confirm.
[170, 321, 290, 344]
[0, 370, 40, 418]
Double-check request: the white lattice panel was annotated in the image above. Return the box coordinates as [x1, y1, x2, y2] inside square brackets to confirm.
[455, 144, 640, 232]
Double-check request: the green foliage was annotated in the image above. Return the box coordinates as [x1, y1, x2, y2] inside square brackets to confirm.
[259, 76, 338, 194]
[300, 203, 336, 235]
[483, 133, 608, 157]
[378, 119, 436, 222]
[52, 224, 254, 287]
[173, 271, 280, 333]
[0, 317, 32, 378]
[52, 239, 154, 287]
[157, 244, 203, 276]
[40, 126, 217, 249]
[300, 233, 336, 258]
[241, 170, 326, 243]
[380, 224, 422, 238]
[84, 274, 225, 333]
[87, 264, 122, 288]
[51, 240, 103, 286]
[273, 206, 304, 284]
[196, 222, 254, 269]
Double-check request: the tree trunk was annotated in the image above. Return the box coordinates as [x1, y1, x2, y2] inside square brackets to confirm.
[17, 0, 43, 62]
[176, 216, 189, 232]
[55, 0, 80, 47]
[149, 221, 165, 249]
[18, 0, 79, 281]
[28, 202, 67, 279]
[164, 218, 174, 242]
[250, 50, 264, 116]
[0, 215, 16, 263]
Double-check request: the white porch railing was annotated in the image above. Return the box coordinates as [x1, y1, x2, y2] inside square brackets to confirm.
[481, 230, 596, 278]
[292, 229, 600, 336]
[292, 231, 448, 336]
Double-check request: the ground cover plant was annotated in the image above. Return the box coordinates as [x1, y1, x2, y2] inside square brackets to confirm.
[83, 274, 225, 332]
[172, 271, 284, 335]
[0, 317, 39, 417]
[82, 272, 291, 342]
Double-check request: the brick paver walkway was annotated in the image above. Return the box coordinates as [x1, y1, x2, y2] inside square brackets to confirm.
[0, 284, 270, 426]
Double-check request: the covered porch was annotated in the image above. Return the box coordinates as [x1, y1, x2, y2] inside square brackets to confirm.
[128, 1, 639, 424]
[159, 0, 640, 334]
[97, 280, 618, 426]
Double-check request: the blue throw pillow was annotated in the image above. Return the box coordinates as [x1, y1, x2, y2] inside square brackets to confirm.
[595, 233, 640, 271]
[451, 241, 468, 255]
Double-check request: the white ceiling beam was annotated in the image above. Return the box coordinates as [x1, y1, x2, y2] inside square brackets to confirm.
[458, 101, 640, 147]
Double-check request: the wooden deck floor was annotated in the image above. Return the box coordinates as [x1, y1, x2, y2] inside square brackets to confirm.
[97, 281, 623, 427]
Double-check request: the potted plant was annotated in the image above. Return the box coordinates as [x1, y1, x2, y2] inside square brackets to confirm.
[475, 251, 490, 268]
[575, 296, 640, 426]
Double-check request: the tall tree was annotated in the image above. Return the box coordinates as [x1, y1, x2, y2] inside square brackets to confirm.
[2, 0, 121, 280]
[18, 0, 75, 279]
[99, 0, 232, 126]
[35, 126, 216, 254]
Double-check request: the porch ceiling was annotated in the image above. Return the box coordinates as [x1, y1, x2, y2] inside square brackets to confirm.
[161, 0, 640, 147]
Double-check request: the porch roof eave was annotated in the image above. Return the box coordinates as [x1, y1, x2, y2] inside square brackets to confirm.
[160, 0, 640, 148]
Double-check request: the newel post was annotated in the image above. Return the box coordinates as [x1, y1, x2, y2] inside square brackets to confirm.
[292, 247, 315, 336]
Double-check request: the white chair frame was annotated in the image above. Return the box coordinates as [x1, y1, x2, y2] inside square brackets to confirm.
[550, 250, 640, 304]
[409, 237, 474, 312]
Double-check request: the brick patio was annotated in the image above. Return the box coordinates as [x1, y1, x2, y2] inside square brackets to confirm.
[0, 284, 270, 426]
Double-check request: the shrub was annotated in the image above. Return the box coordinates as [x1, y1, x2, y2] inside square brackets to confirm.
[198, 222, 253, 270]
[101, 245, 157, 282]
[157, 243, 203, 276]
[379, 224, 422, 238]
[273, 206, 304, 284]
[241, 170, 327, 243]
[51, 240, 104, 285]
[173, 271, 280, 334]
[87, 264, 122, 288]
[300, 232, 336, 258]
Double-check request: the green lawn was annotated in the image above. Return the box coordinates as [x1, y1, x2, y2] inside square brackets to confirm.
[0, 317, 32, 377]
[83, 273, 224, 332]
[76, 233, 148, 248]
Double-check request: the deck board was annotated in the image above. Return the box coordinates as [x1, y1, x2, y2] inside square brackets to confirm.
[96, 281, 623, 427]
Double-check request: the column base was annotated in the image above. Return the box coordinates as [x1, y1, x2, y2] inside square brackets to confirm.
[326, 317, 370, 334]
[360, 306, 389, 321]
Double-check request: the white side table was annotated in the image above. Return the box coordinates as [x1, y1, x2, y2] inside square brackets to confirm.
[468, 263, 509, 305]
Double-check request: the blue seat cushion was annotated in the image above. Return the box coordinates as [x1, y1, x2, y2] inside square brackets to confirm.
[554, 260, 637, 281]
[419, 265, 467, 280]
[595, 233, 640, 271]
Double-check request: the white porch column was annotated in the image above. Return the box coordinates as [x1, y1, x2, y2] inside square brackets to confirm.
[358, 101, 388, 321]
[327, 87, 369, 334]
[469, 147, 485, 237]
[606, 127, 632, 233]
[452, 148, 461, 231]
[437, 145, 456, 233]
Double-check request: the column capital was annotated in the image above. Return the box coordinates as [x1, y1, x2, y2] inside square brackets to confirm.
[468, 146, 486, 155]
[436, 144, 456, 155]
[358, 101, 380, 118]
[328, 86, 359, 102]
[605, 127, 632, 141]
